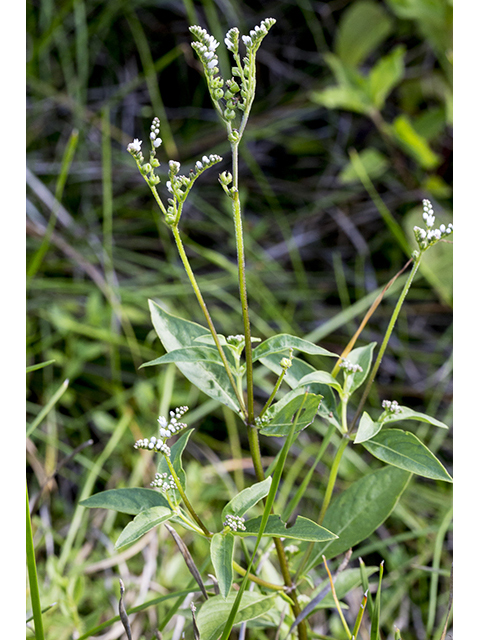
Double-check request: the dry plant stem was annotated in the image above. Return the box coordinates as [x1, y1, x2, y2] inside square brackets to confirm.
[349, 254, 422, 433]
[170, 224, 247, 418]
[323, 555, 351, 638]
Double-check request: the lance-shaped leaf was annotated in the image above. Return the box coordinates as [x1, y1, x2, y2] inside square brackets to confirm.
[196, 593, 276, 640]
[148, 300, 240, 413]
[80, 488, 169, 514]
[362, 429, 453, 482]
[238, 514, 337, 542]
[165, 522, 208, 599]
[259, 391, 322, 436]
[381, 406, 449, 429]
[259, 354, 341, 429]
[222, 477, 272, 520]
[157, 428, 194, 491]
[354, 411, 383, 443]
[211, 532, 235, 599]
[140, 346, 225, 368]
[301, 466, 411, 571]
[115, 506, 173, 549]
[252, 334, 337, 362]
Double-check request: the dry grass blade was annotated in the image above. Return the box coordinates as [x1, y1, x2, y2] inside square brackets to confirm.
[164, 523, 208, 599]
[190, 602, 200, 640]
[118, 579, 132, 640]
[439, 564, 453, 640]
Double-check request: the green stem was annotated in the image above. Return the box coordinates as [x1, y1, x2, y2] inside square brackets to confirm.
[164, 455, 211, 537]
[258, 369, 287, 419]
[231, 145, 254, 425]
[170, 225, 246, 418]
[232, 560, 284, 591]
[26, 485, 45, 640]
[349, 254, 422, 433]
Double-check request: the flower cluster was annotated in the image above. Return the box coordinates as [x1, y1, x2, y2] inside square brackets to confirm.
[149, 117, 162, 148]
[150, 472, 177, 493]
[189, 26, 225, 102]
[413, 199, 453, 251]
[127, 117, 163, 187]
[133, 406, 189, 457]
[240, 18, 276, 54]
[134, 437, 171, 457]
[339, 359, 363, 374]
[382, 399, 402, 414]
[223, 514, 246, 532]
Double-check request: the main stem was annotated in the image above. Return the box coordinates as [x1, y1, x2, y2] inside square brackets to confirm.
[231, 142, 254, 425]
[231, 142, 308, 640]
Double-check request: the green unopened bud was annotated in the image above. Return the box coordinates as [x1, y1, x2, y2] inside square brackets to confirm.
[213, 88, 224, 100]
[229, 80, 240, 93]
[142, 163, 152, 174]
[228, 130, 241, 144]
[224, 108, 236, 120]
[280, 357, 292, 370]
[219, 171, 233, 185]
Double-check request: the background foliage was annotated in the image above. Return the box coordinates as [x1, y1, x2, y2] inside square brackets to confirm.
[26, 0, 452, 638]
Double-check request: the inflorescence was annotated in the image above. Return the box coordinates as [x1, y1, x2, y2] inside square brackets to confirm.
[339, 359, 363, 374]
[223, 514, 246, 532]
[133, 406, 189, 458]
[150, 472, 177, 493]
[382, 399, 402, 415]
[413, 199, 453, 251]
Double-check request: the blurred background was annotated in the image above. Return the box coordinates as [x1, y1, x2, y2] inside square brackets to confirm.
[26, 0, 453, 638]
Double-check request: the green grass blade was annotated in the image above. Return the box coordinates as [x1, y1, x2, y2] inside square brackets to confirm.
[26, 485, 45, 640]
[26, 378, 69, 438]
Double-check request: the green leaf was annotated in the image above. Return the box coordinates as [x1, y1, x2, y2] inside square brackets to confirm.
[343, 342, 377, 395]
[115, 506, 173, 549]
[80, 488, 169, 515]
[259, 354, 341, 429]
[239, 514, 337, 542]
[296, 370, 343, 394]
[311, 85, 371, 115]
[339, 148, 389, 184]
[354, 411, 383, 443]
[260, 392, 322, 436]
[335, 0, 394, 67]
[157, 428, 194, 491]
[222, 477, 272, 520]
[210, 532, 235, 599]
[26, 359, 56, 374]
[367, 46, 405, 109]
[148, 300, 240, 413]
[302, 466, 411, 570]
[252, 334, 337, 362]
[196, 593, 276, 640]
[382, 406, 449, 429]
[140, 346, 224, 368]
[362, 429, 452, 482]
[390, 115, 441, 169]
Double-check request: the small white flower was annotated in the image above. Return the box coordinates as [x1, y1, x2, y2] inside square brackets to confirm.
[196, 161, 203, 170]
[127, 138, 142, 153]
[153, 138, 162, 148]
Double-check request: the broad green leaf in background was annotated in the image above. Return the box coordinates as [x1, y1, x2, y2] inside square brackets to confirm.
[222, 477, 272, 520]
[259, 392, 323, 436]
[355, 411, 383, 443]
[239, 514, 337, 542]
[343, 342, 377, 395]
[157, 428, 194, 491]
[148, 300, 240, 412]
[80, 488, 169, 514]
[362, 429, 452, 481]
[115, 506, 173, 549]
[140, 346, 225, 367]
[302, 466, 411, 571]
[367, 45, 405, 109]
[211, 532, 235, 599]
[403, 207, 453, 306]
[311, 83, 371, 115]
[334, 0, 394, 67]
[196, 593, 277, 640]
[260, 355, 341, 429]
[252, 333, 337, 362]
[390, 114, 441, 169]
[339, 148, 389, 184]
